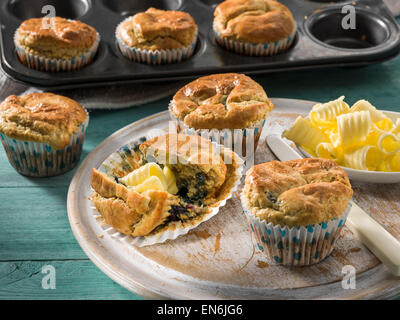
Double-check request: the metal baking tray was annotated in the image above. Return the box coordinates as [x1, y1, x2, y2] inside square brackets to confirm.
[0, 0, 400, 89]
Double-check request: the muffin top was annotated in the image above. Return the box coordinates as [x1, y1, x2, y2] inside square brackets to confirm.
[0, 93, 87, 150]
[170, 73, 274, 130]
[15, 17, 98, 59]
[243, 158, 353, 227]
[117, 8, 197, 50]
[140, 134, 226, 173]
[214, 0, 295, 43]
[91, 133, 241, 237]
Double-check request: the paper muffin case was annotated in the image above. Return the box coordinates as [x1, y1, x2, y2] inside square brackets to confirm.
[214, 23, 297, 56]
[0, 112, 89, 177]
[115, 18, 198, 65]
[93, 135, 244, 247]
[241, 193, 351, 266]
[14, 33, 100, 72]
[171, 113, 266, 160]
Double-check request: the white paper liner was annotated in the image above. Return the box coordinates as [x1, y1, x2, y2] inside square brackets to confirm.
[92, 135, 244, 247]
[0, 110, 89, 177]
[171, 111, 266, 160]
[14, 32, 100, 72]
[214, 23, 297, 56]
[241, 192, 351, 266]
[115, 17, 198, 65]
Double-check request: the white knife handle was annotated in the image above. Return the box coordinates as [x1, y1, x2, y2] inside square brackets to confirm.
[346, 201, 400, 276]
[266, 134, 304, 161]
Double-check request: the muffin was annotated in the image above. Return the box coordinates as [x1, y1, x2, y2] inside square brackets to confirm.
[14, 17, 100, 72]
[0, 93, 88, 177]
[213, 0, 296, 56]
[169, 73, 274, 157]
[241, 158, 353, 266]
[116, 8, 198, 64]
[91, 133, 243, 245]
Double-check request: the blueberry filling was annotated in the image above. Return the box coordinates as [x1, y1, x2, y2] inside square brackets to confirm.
[176, 183, 208, 207]
[191, 190, 208, 203]
[177, 186, 192, 204]
[266, 192, 277, 204]
[167, 204, 197, 222]
[180, 179, 189, 188]
[168, 205, 189, 221]
[196, 172, 206, 186]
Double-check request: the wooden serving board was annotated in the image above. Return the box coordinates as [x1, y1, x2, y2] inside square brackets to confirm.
[67, 98, 400, 299]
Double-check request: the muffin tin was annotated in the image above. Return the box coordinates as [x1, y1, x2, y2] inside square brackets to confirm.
[0, 0, 400, 89]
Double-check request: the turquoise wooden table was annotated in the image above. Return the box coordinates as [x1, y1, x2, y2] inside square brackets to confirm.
[1, 57, 400, 299]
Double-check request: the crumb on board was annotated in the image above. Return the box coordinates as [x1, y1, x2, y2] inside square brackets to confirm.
[97, 234, 104, 238]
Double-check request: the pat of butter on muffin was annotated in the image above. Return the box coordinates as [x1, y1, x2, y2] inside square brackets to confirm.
[120, 163, 178, 194]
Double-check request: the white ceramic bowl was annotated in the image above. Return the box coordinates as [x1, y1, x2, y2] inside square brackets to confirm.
[298, 110, 400, 184]
[298, 146, 400, 183]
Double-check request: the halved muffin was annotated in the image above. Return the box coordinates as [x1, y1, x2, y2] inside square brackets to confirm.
[91, 134, 242, 238]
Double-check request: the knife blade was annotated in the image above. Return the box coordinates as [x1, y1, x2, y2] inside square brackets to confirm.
[266, 134, 400, 276]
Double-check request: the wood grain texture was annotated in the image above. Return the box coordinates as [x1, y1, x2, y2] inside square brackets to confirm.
[68, 106, 400, 299]
[0, 188, 86, 261]
[0, 71, 185, 110]
[2, 44, 400, 298]
[0, 261, 141, 299]
[137, 198, 380, 289]
[136, 111, 393, 290]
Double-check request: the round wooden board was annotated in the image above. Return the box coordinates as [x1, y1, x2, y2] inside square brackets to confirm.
[67, 98, 400, 299]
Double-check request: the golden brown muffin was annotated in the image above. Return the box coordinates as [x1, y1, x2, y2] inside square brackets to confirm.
[243, 158, 353, 227]
[0, 93, 87, 150]
[91, 133, 241, 237]
[140, 133, 229, 200]
[170, 73, 273, 130]
[214, 0, 295, 43]
[14, 17, 98, 59]
[91, 168, 177, 236]
[116, 8, 198, 51]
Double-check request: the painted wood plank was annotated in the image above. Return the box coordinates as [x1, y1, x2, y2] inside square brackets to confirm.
[0, 188, 86, 261]
[253, 58, 400, 113]
[0, 34, 400, 299]
[0, 151, 81, 188]
[1, 61, 400, 188]
[0, 260, 141, 299]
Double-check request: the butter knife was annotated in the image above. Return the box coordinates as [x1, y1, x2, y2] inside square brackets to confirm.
[266, 134, 400, 276]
